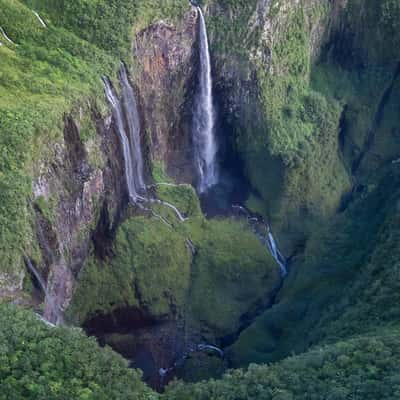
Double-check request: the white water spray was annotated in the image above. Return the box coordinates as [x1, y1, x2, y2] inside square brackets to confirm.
[193, 8, 218, 193]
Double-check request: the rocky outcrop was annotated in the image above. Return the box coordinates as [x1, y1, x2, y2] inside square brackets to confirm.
[30, 107, 127, 323]
[134, 6, 199, 182]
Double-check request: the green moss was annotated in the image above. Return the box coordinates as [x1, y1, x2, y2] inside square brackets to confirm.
[67, 254, 139, 325]
[151, 160, 173, 184]
[156, 184, 202, 218]
[69, 216, 192, 323]
[228, 167, 400, 367]
[186, 218, 279, 337]
[114, 216, 191, 318]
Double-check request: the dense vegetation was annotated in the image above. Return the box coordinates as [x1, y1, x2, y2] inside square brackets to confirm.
[68, 197, 279, 339]
[0, 304, 154, 400]
[2, 303, 399, 399]
[166, 328, 400, 399]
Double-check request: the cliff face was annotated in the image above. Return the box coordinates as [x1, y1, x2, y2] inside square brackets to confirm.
[134, 6, 199, 182]
[203, 0, 351, 252]
[29, 107, 126, 323]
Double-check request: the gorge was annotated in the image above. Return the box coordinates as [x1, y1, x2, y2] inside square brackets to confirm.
[0, 0, 399, 399]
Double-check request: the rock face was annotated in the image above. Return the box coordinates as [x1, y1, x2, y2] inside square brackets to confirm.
[134, 6, 199, 182]
[30, 109, 126, 324]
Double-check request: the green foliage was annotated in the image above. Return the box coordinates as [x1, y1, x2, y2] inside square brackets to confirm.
[21, 0, 189, 59]
[228, 167, 400, 367]
[0, 108, 34, 274]
[156, 184, 202, 218]
[165, 329, 400, 399]
[70, 206, 280, 339]
[34, 196, 56, 224]
[0, 303, 156, 400]
[0, 0, 189, 279]
[206, 0, 259, 57]
[186, 218, 279, 337]
[68, 216, 192, 323]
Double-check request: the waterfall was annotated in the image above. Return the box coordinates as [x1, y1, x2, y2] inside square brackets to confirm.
[32, 10, 47, 28]
[24, 257, 59, 325]
[24, 256, 48, 297]
[103, 68, 188, 223]
[193, 8, 218, 193]
[232, 205, 288, 277]
[119, 65, 146, 193]
[197, 343, 224, 357]
[0, 27, 16, 45]
[103, 75, 142, 202]
[267, 229, 287, 277]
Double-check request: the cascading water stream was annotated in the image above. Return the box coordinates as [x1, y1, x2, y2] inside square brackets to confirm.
[193, 8, 218, 193]
[24, 256, 48, 298]
[103, 68, 188, 224]
[232, 205, 287, 277]
[23, 257, 57, 327]
[119, 65, 146, 193]
[32, 10, 47, 28]
[159, 342, 224, 384]
[103, 75, 141, 202]
[0, 26, 16, 45]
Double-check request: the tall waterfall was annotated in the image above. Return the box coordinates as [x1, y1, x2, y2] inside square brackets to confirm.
[119, 65, 146, 192]
[193, 8, 218, 193]
[103, 66, 145, 202]
[104, 67, 189, 223]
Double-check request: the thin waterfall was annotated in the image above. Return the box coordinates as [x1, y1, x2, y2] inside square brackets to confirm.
[24, 257, 58, 326]
[267, 228, 287, 277]
[0, 27, 16, 45]
[32, 10, 47, 28]
[193, 8, 218, 193]
[24, 256, 48, 297]
[103, 75, 140, 201]
[119, 65, 146, 193]
[103, 69, 188, 223]
[232, 205, 288, 277]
